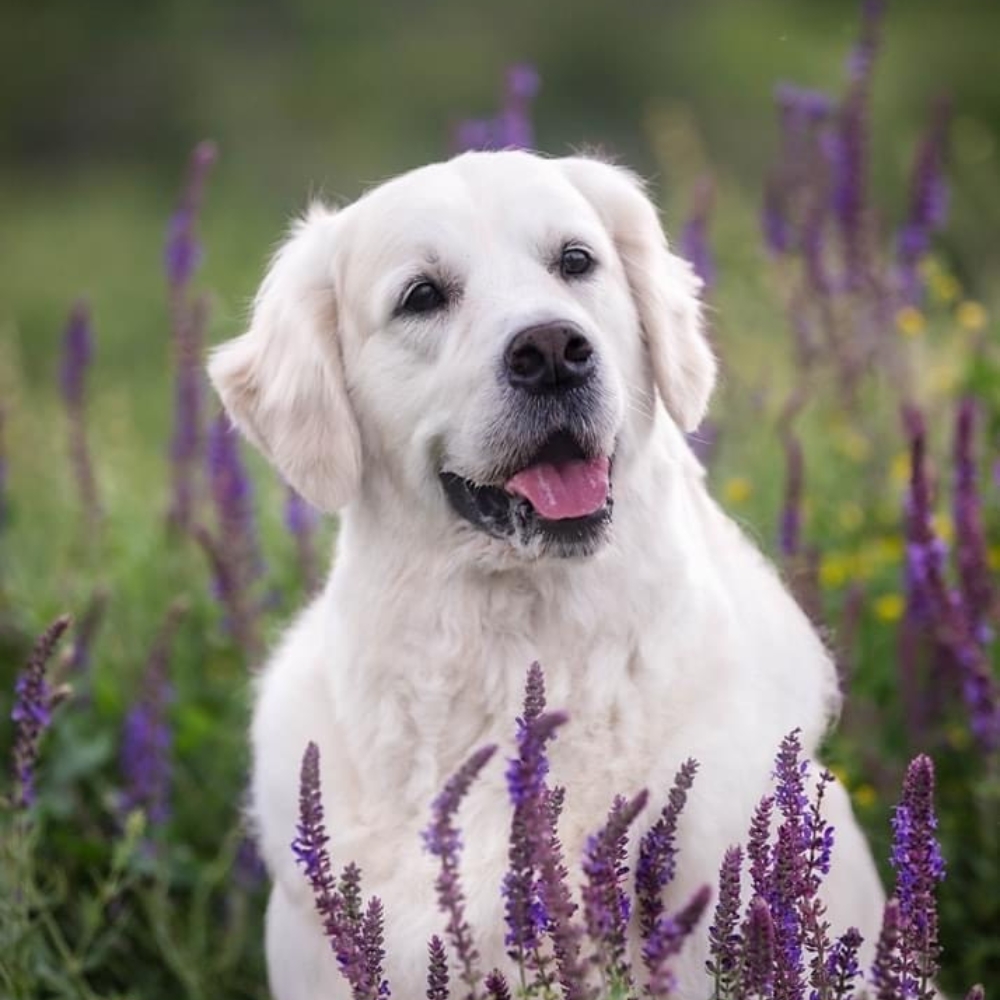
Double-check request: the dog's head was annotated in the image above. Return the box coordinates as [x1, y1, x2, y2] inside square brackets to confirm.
[209, 152, 715, 559]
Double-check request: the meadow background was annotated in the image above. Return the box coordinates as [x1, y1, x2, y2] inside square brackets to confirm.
[1, 0, 998, 997]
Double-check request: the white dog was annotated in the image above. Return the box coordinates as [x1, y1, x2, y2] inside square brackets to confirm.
[209, 150, 885, 999]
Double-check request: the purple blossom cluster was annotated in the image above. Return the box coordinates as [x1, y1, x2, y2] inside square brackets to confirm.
[166, 141, 218, 532]
[120, 603, 185, 828]
[901, 404, 1000, 750]
[288, 665, 975, 1000]
[60, 301, 101, 525]
[291, 741, 389, 999]
[680, 175, 717, 292]
[10, 616, 71, 808]
[454, 64, 541, 152]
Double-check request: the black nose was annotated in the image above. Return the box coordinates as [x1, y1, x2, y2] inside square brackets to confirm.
[504, 323, 596, 393]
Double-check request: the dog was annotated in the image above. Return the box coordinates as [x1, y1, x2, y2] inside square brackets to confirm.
[208, 150, 885, 999]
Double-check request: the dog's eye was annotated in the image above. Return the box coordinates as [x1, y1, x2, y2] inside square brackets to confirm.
[400, 280, 446, 315]
[560, 246, 595, 279]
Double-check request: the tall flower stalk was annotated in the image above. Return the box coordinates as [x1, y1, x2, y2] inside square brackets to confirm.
[60, 301, 100, 526]
[454, 64, 541, 152]
[166, 140, 218, 531]
[10, 615, 72, 809]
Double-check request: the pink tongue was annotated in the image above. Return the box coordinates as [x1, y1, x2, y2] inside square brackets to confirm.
[505, 456, 610, 520]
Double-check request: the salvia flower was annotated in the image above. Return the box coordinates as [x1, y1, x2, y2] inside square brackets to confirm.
[166, 141, 217, 531]
[426, 936, 450, 1000]
[60, 300, 101, 524]
[680, 175, 716, 291]
[581, 789, 649, 985]
[896, 101, 950, 305]
[67, 585, 109, 677]
[120, 602, 185, 828]
[643, 884, 712, 998]
[10, 615, 71, 808]
[706, 845, 743, 1000]
[825, 926, 864, 1000]
[454, 64, 540, 151]
[292, 742, 384, 998]
[888, 755, 945, 999]
[744, 895, 777, 999]
[424, 743, 497, 996]
[635, 757, 699, 938]
[484, 969, 512, 1000]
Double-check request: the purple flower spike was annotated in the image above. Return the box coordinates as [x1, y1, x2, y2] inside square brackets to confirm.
[426, 936, 450, 1000]
[871, 896, 902, 1000]
[636, 757, 699, 938]
[454, 64, 541, 152]
[953, 399, 992, 635]
[890, 755, 945, 998]
[424, 744, 497, 997]
[60, 300, 101, 525]
[680, 176, 716, 291]
[743, 895, 776, 998]
[582, 789, 650, 985]
[706, 846, 743, 998]
[825, 927, 864, 1000]
[747, 795, 775, 901]
[292, 742, 384, 999]
[484, 969, 512, 1000]
[120, 602, 185, 828]
[11, 615, 71, 808]
[165, 140, 219, 290]
[643, 884, 712, 998]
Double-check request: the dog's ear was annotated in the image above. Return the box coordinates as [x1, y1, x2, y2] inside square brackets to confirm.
[559, 157, 717, 432]
[207, 204, 362, 511]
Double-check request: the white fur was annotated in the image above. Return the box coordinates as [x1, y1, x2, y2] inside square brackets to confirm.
[208, 150, 885, 999]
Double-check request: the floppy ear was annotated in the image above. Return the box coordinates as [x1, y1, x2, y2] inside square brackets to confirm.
[207, 204, 362, 511]
[559, 157, 717, 432]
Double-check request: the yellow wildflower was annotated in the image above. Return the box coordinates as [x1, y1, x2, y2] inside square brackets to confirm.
[853, 784, 877, 809]
[723, 476, 752, 505]
[988, 546, 1000, 572]
[895, 306, 926, 337]
[874, 593, 905, 622]
[929, 271, 961, 303]
[947, 724, 971, 751]
[819, 552, 850, 590]
[956, 300, 988, 332]
[889, 452, 911, 488]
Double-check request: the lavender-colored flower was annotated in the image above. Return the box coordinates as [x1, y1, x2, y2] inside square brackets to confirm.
[424, 744, 497, 997]
[953, 399, 993, 637]
[635, 757, 699, 938]
[285, 484, 321, 594]
[193, 525, 259, 658]
[120, 603, 184, 827]
[845, 0, 886, 84]
[234, 833, 267, 890]
[746, 795, 775, 902]
[484, 970, 512, 1000]
[779, 431, 804, 559]
[889, 755, 944, 999]
[964, 986, 986, 1000]
[11, 615, 71, 808]
[871, 896, 902, 1000]
[426, 936, 450, 1000]
[502, 675, 565, 977]
[743, 895, 776, 999]
[903, 405, 1000, 748]
[454, 64, 541, 152]
[292, 742, 381, 998]
[896, 101, 950, 305]
[582, 790, 649, 985]
[681, 175, 716, 291]
[361, 897, 390, 997]
[706, 845, 743, 999]
[166, 142, 217, 531]
[60, 300, 101, 524]
[165, 141, 218, 289]
[825, 927, 864, 1000]
[686, 419, 719, 467]
[643, 884, 711, 998]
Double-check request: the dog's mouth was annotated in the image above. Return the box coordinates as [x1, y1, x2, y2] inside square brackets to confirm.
[439, 430, 613, 557]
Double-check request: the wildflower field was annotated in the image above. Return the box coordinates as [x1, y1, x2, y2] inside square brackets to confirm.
[1, 0, 999, 997]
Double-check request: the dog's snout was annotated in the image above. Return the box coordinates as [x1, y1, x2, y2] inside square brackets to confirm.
[504, 323, 595, 393]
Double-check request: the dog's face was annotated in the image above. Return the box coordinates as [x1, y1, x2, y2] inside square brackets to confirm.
[209, 152, 715, 560]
